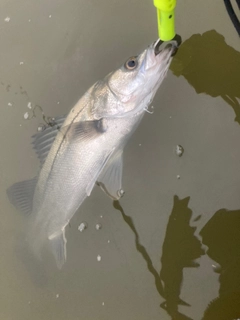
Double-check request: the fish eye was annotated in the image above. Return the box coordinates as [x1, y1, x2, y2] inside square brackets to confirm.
[125, 56, 138, 70]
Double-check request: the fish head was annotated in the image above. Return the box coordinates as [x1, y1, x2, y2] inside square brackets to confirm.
[105, 39, 179, 117]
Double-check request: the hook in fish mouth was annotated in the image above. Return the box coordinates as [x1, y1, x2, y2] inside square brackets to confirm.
[154, 34, 182, 56]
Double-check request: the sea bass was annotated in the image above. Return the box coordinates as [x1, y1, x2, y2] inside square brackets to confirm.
[7, 39, 179, 268]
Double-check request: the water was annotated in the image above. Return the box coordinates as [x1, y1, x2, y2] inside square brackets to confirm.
[1, 0, 240, 319]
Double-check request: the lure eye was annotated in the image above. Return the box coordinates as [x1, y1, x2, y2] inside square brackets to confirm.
[125, 56, 138, 70]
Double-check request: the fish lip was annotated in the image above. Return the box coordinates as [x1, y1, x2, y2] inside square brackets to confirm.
[154, 34, 182, 56]
[171, 45, 178, 57]
[154, 41, 177, 57]
[154, 39, 163, 56]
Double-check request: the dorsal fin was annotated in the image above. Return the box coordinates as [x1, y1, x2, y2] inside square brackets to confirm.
[32, 115, 66, 165]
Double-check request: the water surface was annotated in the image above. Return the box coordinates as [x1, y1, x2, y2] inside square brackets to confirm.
[1, 0, 240, 319]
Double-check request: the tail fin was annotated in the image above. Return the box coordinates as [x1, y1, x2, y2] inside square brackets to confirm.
[49, 229, 67, 269]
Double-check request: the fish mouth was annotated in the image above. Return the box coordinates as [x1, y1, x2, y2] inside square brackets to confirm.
[154, 34, 182, 56]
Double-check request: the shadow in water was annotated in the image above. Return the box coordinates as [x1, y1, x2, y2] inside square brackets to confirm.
[113, 195, 204, 319]
[170, 30, 240, 124]
[200, 208, 240, 319]
[113, 200, 164, 297]
[160, 196, 205, 319]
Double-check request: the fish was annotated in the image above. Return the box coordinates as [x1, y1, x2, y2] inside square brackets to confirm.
[7, 39, 179, 268]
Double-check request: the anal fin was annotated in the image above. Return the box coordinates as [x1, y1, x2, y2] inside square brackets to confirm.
[7, 177, 37, 215]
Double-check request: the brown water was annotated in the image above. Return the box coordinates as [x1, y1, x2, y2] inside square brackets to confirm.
[1, 0, 240, 319]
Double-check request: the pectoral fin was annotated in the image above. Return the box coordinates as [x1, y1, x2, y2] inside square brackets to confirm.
[63, 118, 107, 143]
[97, 150, 123, 200]
[49, 228, 67, 269]
[86, 148, 116, 196]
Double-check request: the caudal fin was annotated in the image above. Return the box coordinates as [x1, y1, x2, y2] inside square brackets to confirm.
[49, 229, 67, 269]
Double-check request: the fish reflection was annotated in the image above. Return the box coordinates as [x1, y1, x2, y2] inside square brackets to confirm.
[200, 208, 240, 319]
[170, 30, 240, 124]
[113, 195, 204, 319]
[160, 196, 205, 319]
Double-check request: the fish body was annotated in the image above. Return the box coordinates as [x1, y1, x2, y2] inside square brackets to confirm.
[8, 40, 178, 268]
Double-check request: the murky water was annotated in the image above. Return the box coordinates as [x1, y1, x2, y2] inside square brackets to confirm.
[1, 0, 240, 319]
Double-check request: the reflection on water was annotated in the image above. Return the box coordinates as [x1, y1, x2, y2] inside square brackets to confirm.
[168, 28, 240, 319]
[170, 30, 240, 124]
[202, 292, 240, 320]
[160, 196, 205, 319]
[113, 196, 204, 319]
[113, 201, 165, 297]
[200, 208, 240, 319]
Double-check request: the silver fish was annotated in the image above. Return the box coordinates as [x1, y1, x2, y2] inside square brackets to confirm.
[7, 39, 178, 268]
